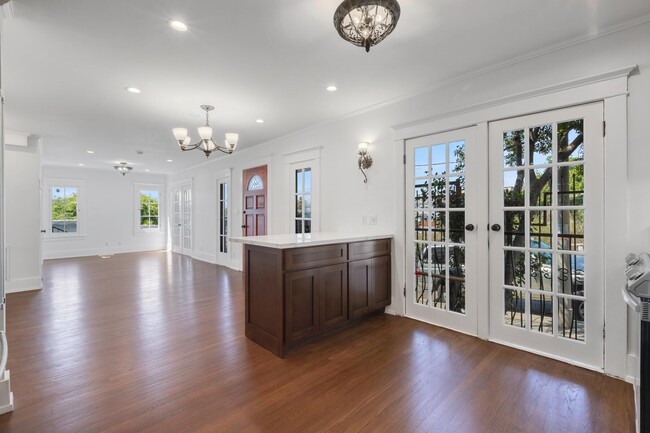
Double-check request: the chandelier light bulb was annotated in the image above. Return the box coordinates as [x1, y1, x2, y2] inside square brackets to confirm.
[198, 126, 213, 140]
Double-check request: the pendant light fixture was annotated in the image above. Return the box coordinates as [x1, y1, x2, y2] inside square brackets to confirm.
[334, 0, 401, 52]
[114, 162, 133, 176]
[172, 105, 239, 158]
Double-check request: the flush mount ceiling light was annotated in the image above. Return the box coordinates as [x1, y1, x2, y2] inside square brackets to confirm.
[168, 20, 188, 32]
[114, 162, 133, 176]
[333, 0, 400, 52]
[326, 85, 338, 92]
[172, 105, 239, 158]
[125, 87, 141, 94]
[256, 119, 265, 124]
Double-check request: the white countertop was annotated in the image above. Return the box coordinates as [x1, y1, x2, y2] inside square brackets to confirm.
[229, 232, 393, 249]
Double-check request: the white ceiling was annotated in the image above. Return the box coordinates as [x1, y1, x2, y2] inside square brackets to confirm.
[3, 0, 650, 174]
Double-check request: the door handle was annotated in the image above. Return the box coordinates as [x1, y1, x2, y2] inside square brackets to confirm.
[465, 224, 475, 231]
[491, 224, 501, 232]
[241, 225, 247, 229]
[40, 230, 47, 233]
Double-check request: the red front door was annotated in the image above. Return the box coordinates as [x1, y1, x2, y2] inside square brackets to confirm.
[242, 165, 267, 236]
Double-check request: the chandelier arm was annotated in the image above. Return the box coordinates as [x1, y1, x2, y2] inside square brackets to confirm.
[180, 141, 204, 152]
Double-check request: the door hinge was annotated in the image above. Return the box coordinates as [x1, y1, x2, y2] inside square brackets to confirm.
[403, 154, 406, 165]
[603, 121, 606, 137]
[403, 285, 406, 297]
[603, 324, 606, 339]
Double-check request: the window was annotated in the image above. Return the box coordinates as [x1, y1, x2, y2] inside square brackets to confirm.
[294, 168, 312, 234]
[51, 186, 78, 234]
[139, 189, 160, 230]
[219, 182, 228, 253]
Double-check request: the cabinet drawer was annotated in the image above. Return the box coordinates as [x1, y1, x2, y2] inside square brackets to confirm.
[284, 244, 347, 271]
[349, 239, 391, 261]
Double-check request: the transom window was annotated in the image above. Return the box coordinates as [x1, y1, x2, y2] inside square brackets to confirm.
[248, 175, 264, 191]
[294, 168, 312, 234]
[51, 186, 78, 234]
[139, 190, 160, 230]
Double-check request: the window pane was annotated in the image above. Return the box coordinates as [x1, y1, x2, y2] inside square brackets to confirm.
[530, 252, 552, 292]
[149, 191, 160, 201]
[304, 220, 311, 234]
[431, 177, 446, 209]
[503, 130, 525, 168]
[414, 179, 429, 209]
[558, 119, 584, 163]
[529, 124, 552, 165]
[150, 204, 159, 217]
[414, 147, 428, 178]
[303, 194, 312, 219]
[449, 246, 465, 314]
[449, 141, 465, 174]
[295, 195, 303, 218]
[414, 212, 429, 242]
[295, 219, 303, 234]
[295, 170, 303, 194]
[530, 292, 553, 334]
[504, 211, 525, 247]
[431, 211, 446, 242]
[557, 164, 584, 206]
[504, 170, 525, 207]
[558, 296, 584, 341]
[504, 250, 525, 288]
[530, 168, 552, 206]
[557, 253, 584, 296]
[448, 211, 464, 244]
[558, 209, 584, 251]
[530, 210, 552, 249]
[431, 143, 446, 176]
[504, 288, 526, 328]
[304, 168, 312, 193]
[415, 243, 429, 306]
[448, 176, 464, 208]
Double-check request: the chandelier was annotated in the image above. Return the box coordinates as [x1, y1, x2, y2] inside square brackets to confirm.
[333, 0, 401, 52]
[114, 162, 132, 176]
[172, 105, 239, 158]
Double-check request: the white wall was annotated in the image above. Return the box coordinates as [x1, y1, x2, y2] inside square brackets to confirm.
[41, 165, 167, 259]
[4, 136, 41, 293]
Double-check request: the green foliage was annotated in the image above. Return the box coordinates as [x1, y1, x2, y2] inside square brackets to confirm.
[140, 192, 159, 228]
[51, 192, 77, 221]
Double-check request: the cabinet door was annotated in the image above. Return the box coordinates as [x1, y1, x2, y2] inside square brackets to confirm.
[320, 263, 348, 331]
[348, 259, 371, 319]
[370, 255, 391, 311]
[285, 268, 319, 344]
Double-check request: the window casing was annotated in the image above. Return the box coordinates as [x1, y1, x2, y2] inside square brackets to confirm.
[294, 167, 312, 234]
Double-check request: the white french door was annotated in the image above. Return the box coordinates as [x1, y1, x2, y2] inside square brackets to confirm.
[405, 126, 479, 335]
[488, 102, 604, 368]
[405, 102, 605, 369]
[172, 184, 193, 255]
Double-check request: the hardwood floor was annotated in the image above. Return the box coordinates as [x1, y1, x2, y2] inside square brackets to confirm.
[0, 251, 635, 433]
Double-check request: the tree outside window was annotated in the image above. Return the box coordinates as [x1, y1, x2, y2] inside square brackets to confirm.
[294, 168, 312, 234]
[140, 190, 160, 229]
[51, 186, 78, 233]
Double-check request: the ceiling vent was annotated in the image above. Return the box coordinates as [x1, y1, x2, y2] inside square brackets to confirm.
[0, 0, 15, 20]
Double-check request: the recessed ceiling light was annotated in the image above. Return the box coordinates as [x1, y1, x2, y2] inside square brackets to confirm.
[125, 87, 141, 94]
[166, 159, 173, 162]
[78, 163, 84, 166]
[86, 150, 94, 154]
[168, 20, 188, 32]
[326, 85, 337, 92]
[145, 169, 151, 172]
[256, 119, 265, 124]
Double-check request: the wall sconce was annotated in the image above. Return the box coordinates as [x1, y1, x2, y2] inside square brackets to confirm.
[357, 142, 373, 183]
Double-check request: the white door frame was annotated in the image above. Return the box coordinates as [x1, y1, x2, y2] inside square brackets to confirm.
[393, 66, 635, 379]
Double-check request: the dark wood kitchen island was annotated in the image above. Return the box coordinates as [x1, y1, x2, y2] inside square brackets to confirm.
[231, 233, 393, 357]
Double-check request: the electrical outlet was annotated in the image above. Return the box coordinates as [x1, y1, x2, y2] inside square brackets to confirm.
[362, 216, 368, 225]
[369, 215, 377, 225]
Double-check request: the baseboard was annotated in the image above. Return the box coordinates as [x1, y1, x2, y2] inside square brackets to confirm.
[384, 306, 396, 316]
[191, 250, 217, 264]
[5, 276, 42, 293]
[44, 245, 166, 260]
[0, 370, 14, 416]
[626, 353, 640, 384]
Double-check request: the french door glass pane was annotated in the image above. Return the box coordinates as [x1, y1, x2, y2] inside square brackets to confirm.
[529, 124, 553, 165]
[503, 130, 525, 167]
[504, 170, 525, 207]
[530, 292, 553, 334]
[504, 288, 525, 328]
